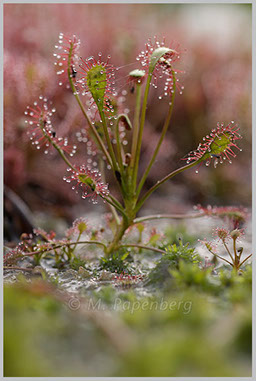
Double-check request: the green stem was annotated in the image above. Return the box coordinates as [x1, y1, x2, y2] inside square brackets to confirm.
[233, 238, 238, 266]
[130, 83, 142, 171]
[106, 194, 123, 211]
[132, 74, 152, 191]
[134, 212, 204, 223]
[136, 72, 176, 197]
[115, 116, 125, 175]
[105, 217, 129, 256]
[135, 160, 200, 213]
[20, 240, 107, 257]
[238, 254, 252, 268]
[99, 110, 119, 173]
[76, 96, 112, 164]
[223, 240, 235, 264]
[99, 110, 129, 196]
[208, 249, 233, 267]
[39, 122, 77, 172]
[119, 244, 166, 255]
[4, 266, 34, 272]
[102, 196, 126, 217]
[51, 141, 77, 171]
[72, 232, 82, 253]
[99, 157, 120, 226]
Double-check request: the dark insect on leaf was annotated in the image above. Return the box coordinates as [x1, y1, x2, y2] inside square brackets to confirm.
[115, 170, 122, 184]
[71, 66, 77, 78]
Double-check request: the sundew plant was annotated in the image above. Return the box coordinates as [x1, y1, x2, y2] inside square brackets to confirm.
[20, 33, 244, 258]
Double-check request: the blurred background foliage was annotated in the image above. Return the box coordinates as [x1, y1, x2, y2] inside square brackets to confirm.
[4, 3, 252, 239]
[4, 266, 251, 377]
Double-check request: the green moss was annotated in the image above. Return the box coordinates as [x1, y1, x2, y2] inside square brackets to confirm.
[146, 242, 200, 287]
[99, 249, 131, 273]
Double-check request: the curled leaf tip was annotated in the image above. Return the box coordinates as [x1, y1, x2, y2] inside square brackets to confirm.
[149, 47, 173, 72]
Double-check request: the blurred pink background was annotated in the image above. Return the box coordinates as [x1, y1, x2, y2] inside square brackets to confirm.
[4, 3, 252, 237]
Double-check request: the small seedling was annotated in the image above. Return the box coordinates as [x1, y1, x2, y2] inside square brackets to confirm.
[200, 228, 252, 272]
